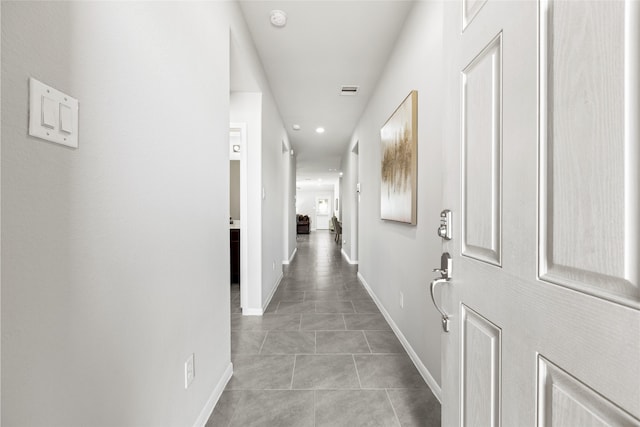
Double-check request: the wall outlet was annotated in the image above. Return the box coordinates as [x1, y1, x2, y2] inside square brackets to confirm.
[184, 353, 195, 389]
[399, 292, 404, 309]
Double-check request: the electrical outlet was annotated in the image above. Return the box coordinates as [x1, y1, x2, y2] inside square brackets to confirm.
[400, 292, 404, 308]
[184, 353, 195, 389]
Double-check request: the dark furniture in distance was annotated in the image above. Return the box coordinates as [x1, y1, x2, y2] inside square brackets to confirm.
[230, 228, 240, 283]
[297, 215, 310, 234]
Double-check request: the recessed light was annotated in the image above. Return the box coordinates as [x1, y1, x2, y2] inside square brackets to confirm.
[339, 172, 344, 177]
[316, 127, 325, 134]
[270, 10, 287, 27]
[292, 124, 301, 131]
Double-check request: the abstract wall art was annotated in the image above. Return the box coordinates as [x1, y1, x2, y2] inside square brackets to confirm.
[380, 90, 418, 224]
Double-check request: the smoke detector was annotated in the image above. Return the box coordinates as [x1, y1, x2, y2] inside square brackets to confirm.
[270, 10, 287, 27]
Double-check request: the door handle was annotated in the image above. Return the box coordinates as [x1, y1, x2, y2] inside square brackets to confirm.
[429, 252, 452, 332]
[430, 277, 450, 332]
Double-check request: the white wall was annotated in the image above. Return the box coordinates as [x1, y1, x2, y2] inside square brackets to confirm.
[230, 160, 240, 220]
[1, 2, 257, 425]
[260, 95, 291, 307]
[343, 0, 445, 390]
[340, 144, 359, 261]
[283, 149, 297, 264]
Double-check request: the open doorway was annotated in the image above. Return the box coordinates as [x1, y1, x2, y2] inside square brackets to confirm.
[229, 123, 247, 314]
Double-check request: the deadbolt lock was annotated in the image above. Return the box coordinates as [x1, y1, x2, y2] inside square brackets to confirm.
[438, 209, 452, 240]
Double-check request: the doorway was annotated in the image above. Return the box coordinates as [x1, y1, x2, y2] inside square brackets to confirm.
[229, 123, 248, 312]
[315, 197, 331, 230]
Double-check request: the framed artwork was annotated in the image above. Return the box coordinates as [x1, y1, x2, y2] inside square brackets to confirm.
[380, 90, 418, 224]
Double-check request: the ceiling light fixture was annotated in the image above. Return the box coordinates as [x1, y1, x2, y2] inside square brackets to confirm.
[270, 10, 287, 28]
[316, 127, 325, 134]
[292, 124, 301, 131]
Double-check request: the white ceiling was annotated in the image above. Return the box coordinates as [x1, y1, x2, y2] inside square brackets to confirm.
[237, 0, 415, 185]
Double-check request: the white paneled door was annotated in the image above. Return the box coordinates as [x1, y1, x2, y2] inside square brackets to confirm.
[440, 1, 639, 425]
[316, 197, 331, 230]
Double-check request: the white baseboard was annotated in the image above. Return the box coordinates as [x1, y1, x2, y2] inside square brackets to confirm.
[242, 307, 263, 316]
[192, 362, 233, 427]
[241, 272, 284, 316]
[282, 248, 297, 265]
[341, 248, 359, 265]
[357, 272, 442, 402]
[261, 272, 283, 313]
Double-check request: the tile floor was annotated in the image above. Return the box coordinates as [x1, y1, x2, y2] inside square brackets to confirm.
[206, 231, 440, 427]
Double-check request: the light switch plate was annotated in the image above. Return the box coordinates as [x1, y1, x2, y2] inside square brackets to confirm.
[29, 78, 79, 148]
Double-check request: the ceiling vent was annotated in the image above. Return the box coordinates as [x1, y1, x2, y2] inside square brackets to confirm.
[340, 85, 359, 96]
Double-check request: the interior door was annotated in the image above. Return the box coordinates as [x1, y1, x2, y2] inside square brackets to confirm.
[440, 1, 640, 425]
[315, 197, 330, 230]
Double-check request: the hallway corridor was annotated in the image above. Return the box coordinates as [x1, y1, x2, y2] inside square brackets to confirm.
[207, 231, 440, 426]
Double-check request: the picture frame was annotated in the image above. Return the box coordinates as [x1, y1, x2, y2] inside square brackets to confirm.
[380, 90, 418, 225]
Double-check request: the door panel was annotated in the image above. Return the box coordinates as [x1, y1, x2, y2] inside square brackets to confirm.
[538, 357, 638, 427]
[442, 1, 640, 425]
[461, 305, 501, 427]
[461, 32, 503, 266]
[539, 0, 639, 306]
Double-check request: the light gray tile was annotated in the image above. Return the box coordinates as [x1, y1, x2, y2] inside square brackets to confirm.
[354, 355, 427, 389]
[231, 331, 267, 354]
[292, 355, 360, 389]
[276, 301, 316, 314]
[205, 390, 243, 427]
[231, 314, 301, 331]
[227, 355, 295, 390]
[272, 290, 305, 302]
[338, 289, 372, 300]
[304, 290, 340, 301]
[315, 300, 355, 313]
[260, 331, 316, 354]
[227, 390, 314, 427]
[314, 281, 346, 291]
[315, 390, 400, 427]
[301, 314, 346, 330]
[365, 331, 405, 353]
[387, 388, 441, 427]
[344, 314, 391, 330]
[352, 298, 381, 314]
[316, 331, 370, 354]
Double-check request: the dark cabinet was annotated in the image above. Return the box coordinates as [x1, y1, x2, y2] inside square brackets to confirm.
[230, 229, 240, 284]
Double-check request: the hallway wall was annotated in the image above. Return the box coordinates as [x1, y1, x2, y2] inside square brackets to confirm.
[344, 0, 445, 390]
[260, 94, 292, 308]
[1, 2, 262, 425]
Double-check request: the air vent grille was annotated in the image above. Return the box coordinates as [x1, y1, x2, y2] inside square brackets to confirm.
[340, 85, 359, 96]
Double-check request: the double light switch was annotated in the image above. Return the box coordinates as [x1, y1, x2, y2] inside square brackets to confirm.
[29, 78, 79, 148]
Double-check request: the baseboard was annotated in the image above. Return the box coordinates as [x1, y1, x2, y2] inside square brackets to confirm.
[192, 362, 233, 427]
[340, 248, 359, 265]
[282, 248, 297, 265]
[357, 272, 442, 402]
[242, 307, 263, 316]
[262, 271, 283, 313]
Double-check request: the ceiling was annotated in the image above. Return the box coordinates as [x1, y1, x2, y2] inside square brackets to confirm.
[237, 1, 415, 186]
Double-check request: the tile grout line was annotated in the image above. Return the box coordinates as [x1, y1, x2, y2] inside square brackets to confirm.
[352, 354, 363, 389]
[258, 330, 269, 354]
[362, 330, 373, 353]
[290, 354, 298, 390]
[385, 388, 403, 427]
